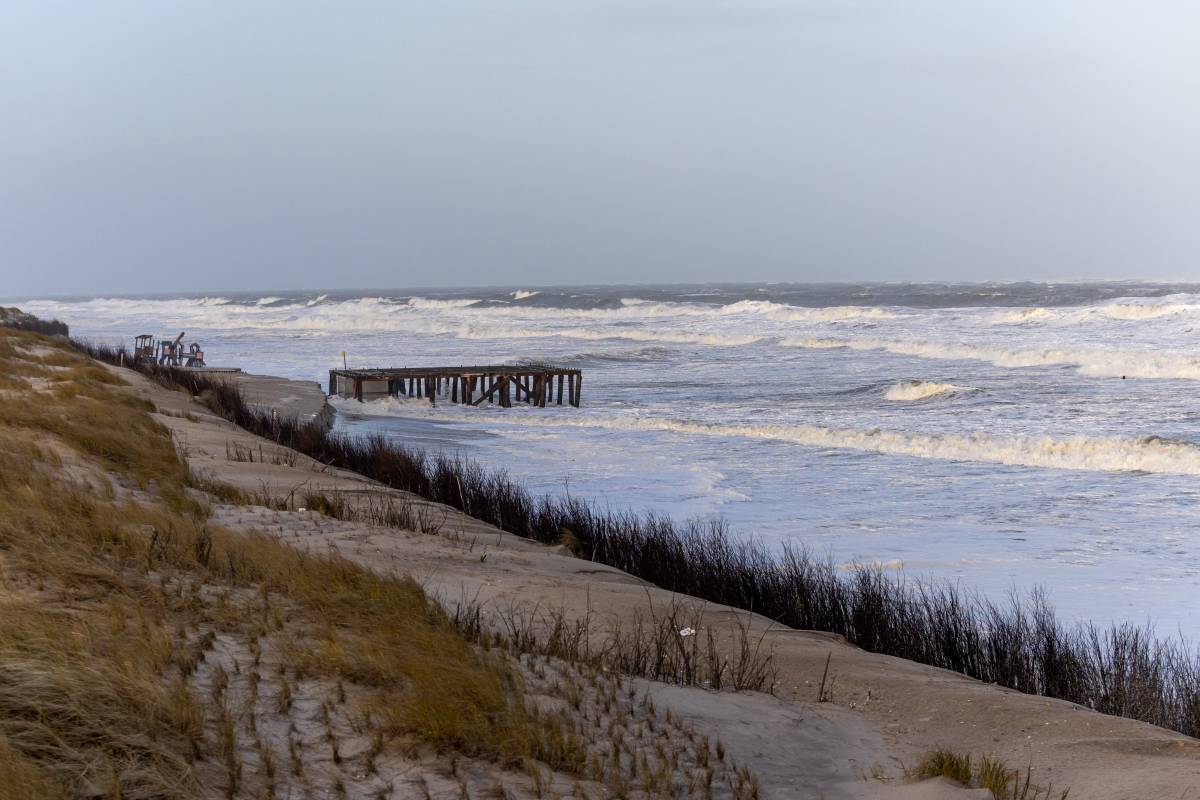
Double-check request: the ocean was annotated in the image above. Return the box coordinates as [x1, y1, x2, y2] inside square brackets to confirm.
[22, 282, 1200, 637]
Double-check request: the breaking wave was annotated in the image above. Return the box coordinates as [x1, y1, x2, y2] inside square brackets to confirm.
[989, 294, 1200, 325]
[782, 337, 1200, 380]
[26, 294, 900, 331]
[714, 300, 899, 322]
[558, 346, 674, 366]
[989, 308, 1056, 324]
[516, 417, 1200, 476]
[343, 404, 1200, 476]
[405, 297, 480, 309]
[883, 381, 969, 401]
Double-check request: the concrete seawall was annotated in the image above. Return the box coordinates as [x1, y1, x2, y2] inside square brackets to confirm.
[223, 372, 332, 427]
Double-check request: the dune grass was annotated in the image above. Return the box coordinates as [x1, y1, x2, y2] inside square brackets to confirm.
[912, 749, 1069, 799]
[70, 338, 1200, 741]
[0, 329, 595, 797]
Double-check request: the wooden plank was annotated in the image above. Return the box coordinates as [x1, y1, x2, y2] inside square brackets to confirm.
[510, 375, 533, 400]
[471, 376, 504, 406]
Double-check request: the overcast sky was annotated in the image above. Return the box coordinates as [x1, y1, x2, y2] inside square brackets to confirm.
[3, 1, 1199, 297]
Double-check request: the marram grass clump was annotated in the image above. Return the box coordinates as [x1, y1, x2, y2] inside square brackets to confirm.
[912, 749, 1069, 800]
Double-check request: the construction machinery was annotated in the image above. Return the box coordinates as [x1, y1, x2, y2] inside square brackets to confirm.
[133, 334, 155, 364]
[184, 342, 206, 367]
[132, 332, 207, 367]
[156, 332, 186, 366]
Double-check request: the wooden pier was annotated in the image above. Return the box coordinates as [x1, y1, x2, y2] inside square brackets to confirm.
[328, 366, 582, 408]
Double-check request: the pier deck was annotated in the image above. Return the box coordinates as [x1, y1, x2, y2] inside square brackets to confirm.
[329, 366, 582, 408]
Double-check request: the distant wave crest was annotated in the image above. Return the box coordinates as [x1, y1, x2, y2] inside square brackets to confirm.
[990, 294, 1200, 325]
[782, 337, 1200, 380]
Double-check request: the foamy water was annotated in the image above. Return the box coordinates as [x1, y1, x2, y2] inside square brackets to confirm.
[23, 282, 1200, 637]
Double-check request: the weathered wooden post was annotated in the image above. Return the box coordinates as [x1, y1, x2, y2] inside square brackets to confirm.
[557, 373, 564, 404]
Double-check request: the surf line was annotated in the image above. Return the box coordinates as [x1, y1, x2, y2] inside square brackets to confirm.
[375, 408, 1200, 477]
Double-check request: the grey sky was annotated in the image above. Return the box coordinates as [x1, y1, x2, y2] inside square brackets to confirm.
[3, 1, 1199, 296]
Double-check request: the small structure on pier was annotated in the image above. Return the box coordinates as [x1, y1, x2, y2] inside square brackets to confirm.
[328, 366, 583, 408]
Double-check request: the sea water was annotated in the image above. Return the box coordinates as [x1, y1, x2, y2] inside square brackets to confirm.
[22, 283, 1200, 637]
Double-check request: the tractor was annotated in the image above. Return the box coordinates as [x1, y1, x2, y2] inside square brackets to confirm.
[131, 332, 206, 367]
[133, 334, 155, 364]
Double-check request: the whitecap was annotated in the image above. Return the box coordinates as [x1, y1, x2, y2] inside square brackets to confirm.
[883, 380, 969, 401]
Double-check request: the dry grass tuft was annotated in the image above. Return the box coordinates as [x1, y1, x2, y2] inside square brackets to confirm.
[912, 749, 1068, 799]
